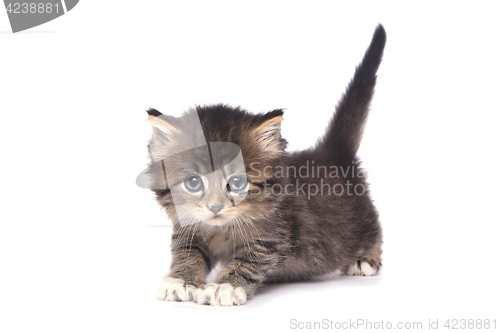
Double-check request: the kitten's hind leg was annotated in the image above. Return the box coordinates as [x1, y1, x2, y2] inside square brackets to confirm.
[345, 242, 382, 276]
[345, 258, 381, 276]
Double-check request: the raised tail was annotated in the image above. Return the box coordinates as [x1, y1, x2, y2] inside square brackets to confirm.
[317, 24, 386, 160]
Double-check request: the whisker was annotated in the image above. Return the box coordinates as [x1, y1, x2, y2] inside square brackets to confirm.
[186, 222, 199, 260]
[171, 223, 192, 250]
[242, 216, 268, 256]
[234, 217, 253, 267]
[241, 220, 260, 262]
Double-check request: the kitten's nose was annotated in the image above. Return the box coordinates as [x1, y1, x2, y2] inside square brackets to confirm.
[207, 203, 224, 215]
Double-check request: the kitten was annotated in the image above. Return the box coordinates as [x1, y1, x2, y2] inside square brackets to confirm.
[147, 25, 386, 306]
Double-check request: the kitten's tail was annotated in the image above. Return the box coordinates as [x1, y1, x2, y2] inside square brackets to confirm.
[317, 24, 386, 159]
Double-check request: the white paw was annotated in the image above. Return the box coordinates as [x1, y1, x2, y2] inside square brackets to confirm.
[156, 277, 200, 302]
[347, 261, 378, 276]
[196, 283, 247, 306]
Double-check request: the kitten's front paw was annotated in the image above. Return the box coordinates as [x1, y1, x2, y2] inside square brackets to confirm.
[196, 283, 247, 306]
[156, 277, 199, 302]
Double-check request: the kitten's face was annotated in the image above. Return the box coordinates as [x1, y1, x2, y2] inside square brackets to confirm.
[158, 143, 251, 227]
[179, 171, 248, 226]
[146, 105, 286, 227]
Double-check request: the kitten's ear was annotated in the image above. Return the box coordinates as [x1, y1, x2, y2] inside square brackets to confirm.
[146, 108, 178, 142]
[254, 109, 284, 153]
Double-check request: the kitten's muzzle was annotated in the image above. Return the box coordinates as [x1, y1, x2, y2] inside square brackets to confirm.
[207, 203, 224, 215]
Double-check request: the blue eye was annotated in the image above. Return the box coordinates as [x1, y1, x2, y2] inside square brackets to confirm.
[184, 175, 204, 192]
[227, 175, 247, 193]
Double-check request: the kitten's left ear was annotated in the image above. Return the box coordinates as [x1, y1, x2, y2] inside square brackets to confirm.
[254, 109, 285, 153]
[146, 108, 178, 142]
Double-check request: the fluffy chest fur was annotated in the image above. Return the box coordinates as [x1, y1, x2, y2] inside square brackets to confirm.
[205, 229, 234, 260]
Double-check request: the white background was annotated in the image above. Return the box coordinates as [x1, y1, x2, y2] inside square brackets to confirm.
[1, 1, 499, 332]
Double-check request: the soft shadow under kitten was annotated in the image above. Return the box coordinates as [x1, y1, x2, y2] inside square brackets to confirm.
[147, 25, 386, 306]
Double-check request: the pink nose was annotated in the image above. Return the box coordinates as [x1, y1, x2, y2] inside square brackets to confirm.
[207, 203, 223, 215]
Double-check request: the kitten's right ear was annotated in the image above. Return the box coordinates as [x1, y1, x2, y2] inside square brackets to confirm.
[253, 109, 285, 153]
[146, 108, 178, 142]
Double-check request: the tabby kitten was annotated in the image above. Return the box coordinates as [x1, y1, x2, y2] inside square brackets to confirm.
[147, 25, 386, 306]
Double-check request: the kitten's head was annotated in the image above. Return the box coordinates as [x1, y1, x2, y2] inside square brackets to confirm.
[146, 104, 286, 227]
